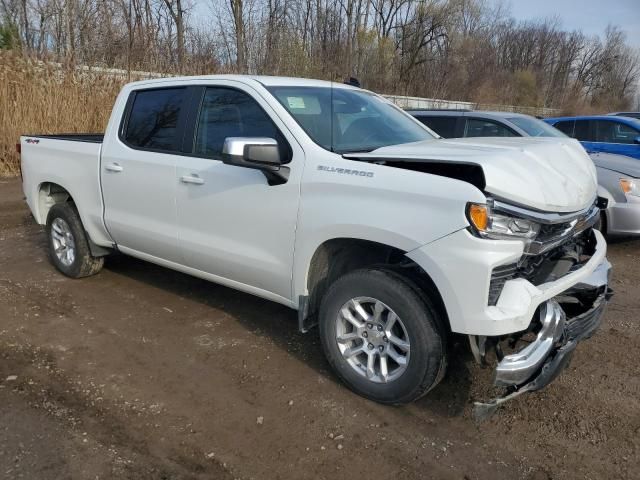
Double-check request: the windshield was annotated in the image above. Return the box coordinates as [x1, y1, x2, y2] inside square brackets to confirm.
[507, 116, 567, 138]
[267, 86, 435, 153]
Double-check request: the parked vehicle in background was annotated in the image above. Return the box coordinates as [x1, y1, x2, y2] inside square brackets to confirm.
[591, 152, 640, 237]
[544, 115, 640, 159]
[408, 110, 566, 139]
[608, 112, 640, 120]
[408, 110, 640, 237]
[19, 76, 611, 415]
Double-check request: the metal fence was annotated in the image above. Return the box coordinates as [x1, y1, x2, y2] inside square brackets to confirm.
[383, 94, 475, 110]
[384, 94, 560, 117]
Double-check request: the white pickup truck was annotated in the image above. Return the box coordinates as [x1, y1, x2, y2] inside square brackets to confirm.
[19, 76, 612, 415]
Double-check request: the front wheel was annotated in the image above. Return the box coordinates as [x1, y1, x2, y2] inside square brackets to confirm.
[319, 269, 447, 404]
[45, 203, 104, 278]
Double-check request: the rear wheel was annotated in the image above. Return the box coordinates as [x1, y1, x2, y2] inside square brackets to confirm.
[45, 203, 104, 278]
[319, 269, 447, 404]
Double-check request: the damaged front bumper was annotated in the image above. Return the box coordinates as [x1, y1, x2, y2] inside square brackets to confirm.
[473, 258, 612, 421]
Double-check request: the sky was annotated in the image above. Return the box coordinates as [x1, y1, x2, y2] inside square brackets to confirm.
[495, 0, 640, 49]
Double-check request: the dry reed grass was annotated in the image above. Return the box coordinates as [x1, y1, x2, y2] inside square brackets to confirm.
[0, 52, 125, 177]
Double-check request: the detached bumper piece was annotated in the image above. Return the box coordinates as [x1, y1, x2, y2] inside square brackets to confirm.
[473, 260, 612, 421]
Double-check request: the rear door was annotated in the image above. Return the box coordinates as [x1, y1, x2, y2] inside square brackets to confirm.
[101, 87, 190, 262]
[174, 83, 303, 301]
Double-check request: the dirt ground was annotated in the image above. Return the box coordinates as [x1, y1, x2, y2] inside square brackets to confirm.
[0, 177, 638, 480]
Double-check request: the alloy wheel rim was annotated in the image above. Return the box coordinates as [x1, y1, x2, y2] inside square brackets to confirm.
[335, 297, 410, 383]
[51, 218, 76, 267]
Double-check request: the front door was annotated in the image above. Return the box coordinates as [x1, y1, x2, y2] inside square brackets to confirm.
[175, 84, 303, 301]
[591, 119, 640, 159]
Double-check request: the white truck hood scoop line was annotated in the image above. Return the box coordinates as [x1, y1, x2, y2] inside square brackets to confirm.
[344, 137, 598, 213]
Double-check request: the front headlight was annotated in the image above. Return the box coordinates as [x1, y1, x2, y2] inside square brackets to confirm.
[466, 201, 540, 240]
[620, 178, 640, 197]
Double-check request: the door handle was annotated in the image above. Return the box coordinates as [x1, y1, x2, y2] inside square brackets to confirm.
[105, 163, 123, 173]
[180, 175, 205, 185]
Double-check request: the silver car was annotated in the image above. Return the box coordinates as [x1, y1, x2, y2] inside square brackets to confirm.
[409, 110, 640, 236]
[591, 152, 640, 236]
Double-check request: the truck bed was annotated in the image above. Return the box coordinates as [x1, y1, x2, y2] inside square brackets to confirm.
[20, 133, 112, 248]
[26, 133, 104, 143]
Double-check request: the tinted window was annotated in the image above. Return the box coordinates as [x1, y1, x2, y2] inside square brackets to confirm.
[553, 120, 574, 136]
[415, 116, 457, 138]
[125, 88, 186, 151]
[267, 86, 434, 153]
[574, 120, 591, 141]
[507, 116, 566, 137]
[594, 120, 640, 143]
[194, 88, 282, 159]
[465, 118, 517, 137]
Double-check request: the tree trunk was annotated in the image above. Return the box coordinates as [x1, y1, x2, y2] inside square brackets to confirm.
[230, 0, 246, 72]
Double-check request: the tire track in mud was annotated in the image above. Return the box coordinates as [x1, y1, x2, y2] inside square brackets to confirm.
[0, 342, 235, 479]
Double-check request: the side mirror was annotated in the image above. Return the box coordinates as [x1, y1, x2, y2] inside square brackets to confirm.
[222, 137, 289, 184]
[634, 136, 640, 145]
[222, 137, 281, 168]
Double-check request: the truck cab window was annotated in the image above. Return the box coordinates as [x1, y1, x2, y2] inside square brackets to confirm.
[124, 88, 186, 151]
[194, 88, 283, 160]
[267, 86, 434, 153]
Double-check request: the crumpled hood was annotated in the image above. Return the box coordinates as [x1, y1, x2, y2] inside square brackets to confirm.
[352, 137, 598, 213]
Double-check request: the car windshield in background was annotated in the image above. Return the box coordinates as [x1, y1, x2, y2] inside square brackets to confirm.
[267, 86, 435, 153]
[507, 116, 567, 137]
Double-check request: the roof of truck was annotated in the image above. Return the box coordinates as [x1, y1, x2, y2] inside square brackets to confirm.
[125, 75, 361, 90]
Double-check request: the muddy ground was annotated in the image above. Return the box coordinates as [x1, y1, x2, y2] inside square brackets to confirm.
[0, 177, 638, 480]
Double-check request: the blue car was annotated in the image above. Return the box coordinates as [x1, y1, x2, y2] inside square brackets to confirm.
[544, 115, 640, 159]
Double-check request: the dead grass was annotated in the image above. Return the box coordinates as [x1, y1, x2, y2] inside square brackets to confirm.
[0, 52, 125, 177]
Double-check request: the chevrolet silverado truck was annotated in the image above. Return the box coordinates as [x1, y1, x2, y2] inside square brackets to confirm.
[19, 76, 612, 415]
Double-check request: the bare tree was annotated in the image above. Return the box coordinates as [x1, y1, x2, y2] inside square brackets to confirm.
[0, 0, 637, 111]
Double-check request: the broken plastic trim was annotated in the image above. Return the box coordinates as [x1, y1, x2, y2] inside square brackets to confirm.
[342, 153, 486, 191]
[473, 339, 577, 422]
[473, 259, 612, 421]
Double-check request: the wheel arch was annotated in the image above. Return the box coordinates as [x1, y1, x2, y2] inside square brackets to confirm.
[37, 182, 111, 257]
[298, 237, 450, 333]
[37, 181, 75, 224]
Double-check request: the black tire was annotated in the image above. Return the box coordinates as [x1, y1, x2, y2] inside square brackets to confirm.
[45, 203, 104, 278]
[318, 268, 447, 404]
